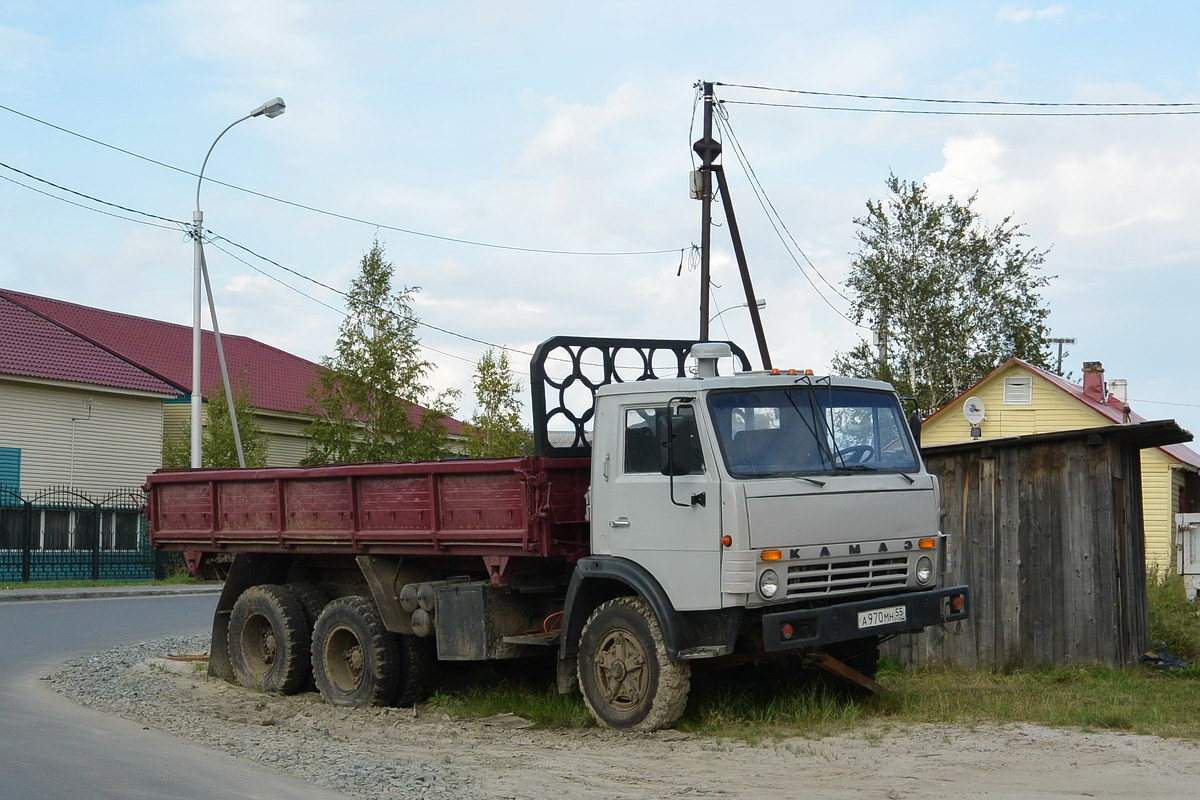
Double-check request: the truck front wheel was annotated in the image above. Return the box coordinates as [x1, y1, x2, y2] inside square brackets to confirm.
[311, 596, 400, 707]
[577, 596, 690, 731]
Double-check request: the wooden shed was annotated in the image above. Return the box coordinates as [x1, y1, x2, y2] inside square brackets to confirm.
[887, 420, 1193, 669]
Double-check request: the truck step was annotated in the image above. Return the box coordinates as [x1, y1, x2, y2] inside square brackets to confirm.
[501, 632, 561, 647]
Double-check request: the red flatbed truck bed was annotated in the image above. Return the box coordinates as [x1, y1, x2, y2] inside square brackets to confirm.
[146, 456, 591, 564]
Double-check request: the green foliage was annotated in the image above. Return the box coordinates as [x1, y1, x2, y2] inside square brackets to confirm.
[162, 382, 266, 468]
[304, 241, 458, 464]
[833, 174, 1054, 415]
[462, 349, 532, 458]
[1147, 567, 1200, 661]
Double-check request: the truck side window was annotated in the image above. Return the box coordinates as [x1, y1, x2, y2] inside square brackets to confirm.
[624, 408, 663, 473]
[624, 407, 705, 475]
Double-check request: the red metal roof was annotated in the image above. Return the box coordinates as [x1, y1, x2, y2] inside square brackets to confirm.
[0, 289, 464, 434]
[928, 356, 1200, 470]
[0, 296, 177, 395]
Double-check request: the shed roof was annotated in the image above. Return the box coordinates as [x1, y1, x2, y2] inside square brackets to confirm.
[0, 289, 464, 434]
[0, 296, 177, 396]
[927, 356, 1200, 471]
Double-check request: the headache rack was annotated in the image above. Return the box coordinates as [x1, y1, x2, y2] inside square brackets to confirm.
[529, 336, 750, 459]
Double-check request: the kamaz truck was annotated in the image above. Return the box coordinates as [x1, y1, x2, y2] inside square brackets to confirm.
[147, 336, 968, 730]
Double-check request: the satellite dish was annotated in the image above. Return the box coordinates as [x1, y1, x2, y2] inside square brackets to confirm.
[963, 396, 986, 426]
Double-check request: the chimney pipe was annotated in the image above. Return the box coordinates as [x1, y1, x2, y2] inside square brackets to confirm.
[1109, 379, 1128, 405]
[1082, 361, 1105, 403]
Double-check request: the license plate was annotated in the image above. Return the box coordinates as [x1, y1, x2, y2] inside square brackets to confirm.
[857, 604, 907, 629]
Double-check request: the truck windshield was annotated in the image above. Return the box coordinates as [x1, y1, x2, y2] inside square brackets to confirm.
[708, 387, 919, 477]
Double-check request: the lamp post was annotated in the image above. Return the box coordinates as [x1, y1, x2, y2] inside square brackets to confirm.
[709, 298, 766, 324]
[190, 97, 285, 468]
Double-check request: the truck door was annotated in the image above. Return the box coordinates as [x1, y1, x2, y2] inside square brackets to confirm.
[592, 399, 722, 611]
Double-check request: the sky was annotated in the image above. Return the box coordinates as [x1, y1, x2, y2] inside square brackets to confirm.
[1, 1, 1198, 435]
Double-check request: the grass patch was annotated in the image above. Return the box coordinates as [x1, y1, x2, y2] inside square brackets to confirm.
[421, 656, 1200, 741]
[425, 659, 591, 728]
[1147, 567, 1200, 661]
[0, 574, 209, 590]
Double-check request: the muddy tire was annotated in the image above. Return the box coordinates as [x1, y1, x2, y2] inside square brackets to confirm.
[286, 582, 330, 690]
[393, 634, 436, 707]
[286, 582, 330, 631]
[227, 584, 311, 694]
[577, 596, 690, 731]
[311, 596, 399, 707]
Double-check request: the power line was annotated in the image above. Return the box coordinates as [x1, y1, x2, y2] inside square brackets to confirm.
[204, 238, 513, 373]
[1130, 398, 1200, 409]
[714, 81, 1200, 108]
[0, 158, 533, 372]
[719, 99, 1200, 117]
[0, 101, 682, 257]
[0, 171, 187, 233]
[0, 161, 190, 229]
[715, 109, 853, 304]
[711, 111, 863, 328]
[207, 232, 540, 357]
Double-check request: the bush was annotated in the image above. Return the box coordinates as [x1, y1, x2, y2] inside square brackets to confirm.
[1147, 567, 1200, 662]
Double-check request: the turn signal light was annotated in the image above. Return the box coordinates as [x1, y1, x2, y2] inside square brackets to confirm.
[760, 549, 782, 561]
[951, 593, 966, 611]
[918, 538, 937, 550]
[781, 623, 795, 639]
[721, 535, 733, 547]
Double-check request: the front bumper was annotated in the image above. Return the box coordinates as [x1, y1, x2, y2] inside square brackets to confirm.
[761, 585, 970, 652]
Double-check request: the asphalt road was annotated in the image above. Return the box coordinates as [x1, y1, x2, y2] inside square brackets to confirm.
[0, 594, 346, 799]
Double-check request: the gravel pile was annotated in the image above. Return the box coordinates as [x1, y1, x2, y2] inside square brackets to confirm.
[48, 636, 480, 800]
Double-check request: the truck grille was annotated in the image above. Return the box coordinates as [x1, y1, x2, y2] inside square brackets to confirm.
[786, 556, 909, 598]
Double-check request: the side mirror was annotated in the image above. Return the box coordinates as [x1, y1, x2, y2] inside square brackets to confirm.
[658, 408, 703, 476]
[908, 408, 923, 449]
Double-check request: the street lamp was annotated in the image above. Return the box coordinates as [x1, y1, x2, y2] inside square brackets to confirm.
[709, 298, 766, 323]
[190, 97, 285, 468]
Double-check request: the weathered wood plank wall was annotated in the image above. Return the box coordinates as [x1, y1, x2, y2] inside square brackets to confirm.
[885, 423, 1180, 668]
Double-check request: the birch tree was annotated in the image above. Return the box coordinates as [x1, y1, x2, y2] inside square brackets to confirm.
[832, 174, 1053, 415]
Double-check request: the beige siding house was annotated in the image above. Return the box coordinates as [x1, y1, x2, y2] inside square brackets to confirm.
[923, 359, 1200, 571]
[0, 378, 168, 496]
[0, 294, 179, 496]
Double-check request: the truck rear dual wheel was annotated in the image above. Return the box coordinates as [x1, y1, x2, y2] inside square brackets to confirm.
[228, 584, 311, 694]
[311, 596, 434, 708]
[577, 596, 691, 731]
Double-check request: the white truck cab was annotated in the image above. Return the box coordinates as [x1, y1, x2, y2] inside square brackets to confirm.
[589, 343, 945, 614]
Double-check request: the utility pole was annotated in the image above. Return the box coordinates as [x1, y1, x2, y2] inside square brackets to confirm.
[693, 82, 719, 342]
[692, 81, 772, 369]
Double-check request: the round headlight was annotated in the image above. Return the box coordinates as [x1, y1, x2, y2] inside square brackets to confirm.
[916, 556, 933, 585]
[758, 568, 780, 599]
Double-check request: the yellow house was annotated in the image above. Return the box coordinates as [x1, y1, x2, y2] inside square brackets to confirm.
[922, 359, 1200, 570]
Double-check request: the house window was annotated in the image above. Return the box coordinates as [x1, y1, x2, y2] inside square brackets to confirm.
[1003, 376, 1033, 405]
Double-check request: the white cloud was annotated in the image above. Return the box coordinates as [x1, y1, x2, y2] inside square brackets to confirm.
[521, 84, 644, 164]
[996, 5, 1067, 24]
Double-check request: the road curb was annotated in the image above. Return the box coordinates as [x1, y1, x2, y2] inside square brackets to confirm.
[0, 585, 223, 603]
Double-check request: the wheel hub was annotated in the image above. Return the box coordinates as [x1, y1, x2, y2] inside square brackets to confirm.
[595, 628, 649, 710]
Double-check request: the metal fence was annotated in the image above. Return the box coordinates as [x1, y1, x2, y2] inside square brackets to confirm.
[0, 486, 177, 583]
